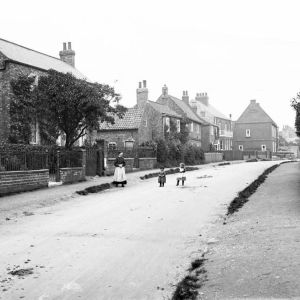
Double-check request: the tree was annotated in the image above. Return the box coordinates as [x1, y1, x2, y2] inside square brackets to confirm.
[9, 75, 36, 144]
[10, 70, 127, 149]
[291, 94, 300, 137]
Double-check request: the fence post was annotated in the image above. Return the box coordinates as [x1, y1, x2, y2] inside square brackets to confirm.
[56, 150, 61, 182]
[81, 149, 86, 179]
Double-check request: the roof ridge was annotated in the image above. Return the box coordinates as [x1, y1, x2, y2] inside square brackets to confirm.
[0, 37, 73, 66]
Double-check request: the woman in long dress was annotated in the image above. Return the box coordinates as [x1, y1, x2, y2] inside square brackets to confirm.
[113, 152, 127, 187]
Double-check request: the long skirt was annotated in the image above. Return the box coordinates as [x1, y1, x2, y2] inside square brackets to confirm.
[113, 167, 127, 185]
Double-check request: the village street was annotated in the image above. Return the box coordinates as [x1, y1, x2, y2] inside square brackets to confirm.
[0, 161, 280, 300]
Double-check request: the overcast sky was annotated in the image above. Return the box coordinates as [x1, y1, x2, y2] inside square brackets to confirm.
[2, 0, 300, 128]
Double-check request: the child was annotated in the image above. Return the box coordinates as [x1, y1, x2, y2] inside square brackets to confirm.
[158, 167, 166, 187]
[176, 163, 186, 186]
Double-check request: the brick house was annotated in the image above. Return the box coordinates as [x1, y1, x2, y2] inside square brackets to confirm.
[156, 86, 218, 151]
[233, 99, 279, 152]
[96, 81, 182, 150]
[0, 38, 86, 144]
[189, 92, 233, 150]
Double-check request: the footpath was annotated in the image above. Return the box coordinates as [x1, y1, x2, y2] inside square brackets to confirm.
[198, 161, 300, 299]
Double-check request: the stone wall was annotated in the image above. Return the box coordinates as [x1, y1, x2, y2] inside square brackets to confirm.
[59, 167, 85, 184]
[0, 169, 49, 196]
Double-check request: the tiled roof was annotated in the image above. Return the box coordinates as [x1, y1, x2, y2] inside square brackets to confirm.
[157, 94, 207, 124]
[0, 38, 87, 80]
[197, 101, 230, 120]
[236, 100, 278, 127]
[99, 107, 143, 130]
[147, 101, 181, 118]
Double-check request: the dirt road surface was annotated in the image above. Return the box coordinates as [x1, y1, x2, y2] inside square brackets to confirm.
[0, 161, 279, 300]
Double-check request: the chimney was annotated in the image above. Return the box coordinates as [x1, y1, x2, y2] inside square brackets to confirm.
[250, 99, 256, 104]
[59, 41, 75, 67]
[136, 80, 148, 108]
[182, 90, 189, 105]
[162, 84, 168, 97]
[195, 92, 209, 106]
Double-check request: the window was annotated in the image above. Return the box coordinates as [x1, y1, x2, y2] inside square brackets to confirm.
[261, 145, 266, 151]
[220, 140, 223, 150]
[165, 117, 170, 132]
[176, 119, 180, 132]
[190, 122, 194, 132]
[239, 145, 243, 151]
[125, 140, 134, 150]
[246, 129, 251, 137]
[108, 142, 117, 150]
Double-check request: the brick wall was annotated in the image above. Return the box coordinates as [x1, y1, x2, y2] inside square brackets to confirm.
[0, 60, 47, 143]
[138, 157, 157, 170]
[59, 167, 85, 184]
[204, 152, 223, 163]
[233, 122, 276, 151]
[0, 169, 49, 196]
[96, 129, 139, 149]
[106, 158, 135, 175]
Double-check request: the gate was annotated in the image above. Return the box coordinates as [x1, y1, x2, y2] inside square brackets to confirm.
[86, 147, 104, 176]
[48, 149, 60, 182]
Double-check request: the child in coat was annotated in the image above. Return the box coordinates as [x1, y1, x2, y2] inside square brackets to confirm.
[158, 167, 166, 187]
[176, 163, 186, 186]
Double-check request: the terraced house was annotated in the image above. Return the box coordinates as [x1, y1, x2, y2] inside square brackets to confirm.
[0, 38, 86, 144]
[189, 92, 233, 150]
[157, 86, 218, 151]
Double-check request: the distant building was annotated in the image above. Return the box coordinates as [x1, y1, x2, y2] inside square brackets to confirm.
[189, 92, 233, 150]
[0, 38, 86, 144]
[156, 86, 218, 151]
[96, 81, 182, 150]
[233, 99, 278, 152]
[279, 125, 298, 144]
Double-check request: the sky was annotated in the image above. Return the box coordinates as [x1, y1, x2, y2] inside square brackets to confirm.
[1, 0, 300, 129]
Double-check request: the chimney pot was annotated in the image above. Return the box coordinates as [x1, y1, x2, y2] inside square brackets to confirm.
[68, 42, 72, 50]
[143, 80, 147, 88]
[139, 82, 142, 88]
[63, 42, 67, 50]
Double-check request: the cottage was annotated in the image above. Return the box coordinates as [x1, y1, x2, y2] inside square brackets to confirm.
[0, 38, 86, 144]
[233, 99, 278, 152]
[96, 81, 182, 150]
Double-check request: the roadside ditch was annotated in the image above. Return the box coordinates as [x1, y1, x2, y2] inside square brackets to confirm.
[171, 161, 291, 300]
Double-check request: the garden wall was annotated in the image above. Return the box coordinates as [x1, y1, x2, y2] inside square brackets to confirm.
[138, 158, 157, 170]
[0, 169, 49, 196]
[59, 167, 85, 184]
[204, 152, 224, 163]
[106, 158, 135, 175]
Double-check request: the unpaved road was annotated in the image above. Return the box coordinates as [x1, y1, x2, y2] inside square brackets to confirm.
[0, 161, 278, 300]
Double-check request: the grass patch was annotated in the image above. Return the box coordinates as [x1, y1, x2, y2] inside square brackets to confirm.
[226, 163, 280, 216]
[172, 258, 207, 300]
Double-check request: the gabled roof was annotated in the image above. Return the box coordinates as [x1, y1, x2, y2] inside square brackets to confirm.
[147, 101, 181, 118]
[0, 38, 87, 80]
[196, 101, 230, 120]
[157, 94, 207, 124]
[236, 100, 278, 127]
[99, 107, 143, 130]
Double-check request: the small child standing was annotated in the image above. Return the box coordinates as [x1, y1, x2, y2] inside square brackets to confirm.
[158, 167, 166, 187]
[176, 163, 186, 186]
